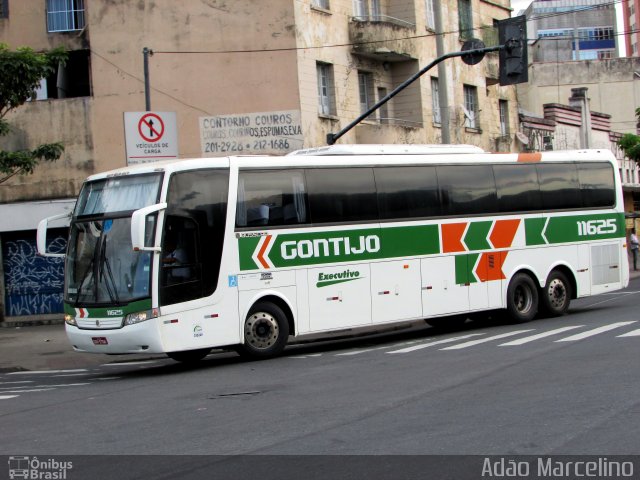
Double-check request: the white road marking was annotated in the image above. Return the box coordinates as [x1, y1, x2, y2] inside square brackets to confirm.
[337, 346, 397, 356]
[0, 388, 55, 393]
[440, 330, 534, 350]
[289, 354, 323, 359]
[6, 369, 88, 375]
[386, 334, 486, 354]
[52, 373, 92, 377]
[0, 381, 34, 385]
[0, 383, 90, 391]
[499, 326, 584, 346]
[0, 395, 19, 400]
[555, 321, 637, 342]
[617, 328, 640, 337]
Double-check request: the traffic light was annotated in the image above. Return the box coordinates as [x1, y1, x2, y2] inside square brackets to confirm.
[498, 15, 528, 86]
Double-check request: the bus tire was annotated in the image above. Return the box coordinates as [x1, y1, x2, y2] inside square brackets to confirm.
[540, 270, 571, 317]
[167, 348, 211, 363]
[506, 273, 538, 323]
[237, 301, 290, 359]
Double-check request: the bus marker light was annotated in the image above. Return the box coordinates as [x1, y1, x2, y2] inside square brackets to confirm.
[403, 264, 409, 269]
[378, 291, 390, 295]
[204, 314, 219, 319]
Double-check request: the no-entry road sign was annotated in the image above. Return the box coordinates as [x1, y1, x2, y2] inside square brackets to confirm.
[124, 111, 178, 164]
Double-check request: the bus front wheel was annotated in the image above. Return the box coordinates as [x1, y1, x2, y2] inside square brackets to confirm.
[506, 273, 538, 323]
[237, 301, 290, 359]
[540, 270, 571, 317]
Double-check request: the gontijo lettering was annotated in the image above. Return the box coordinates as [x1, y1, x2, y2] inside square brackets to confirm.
[281, 235, 380, 260]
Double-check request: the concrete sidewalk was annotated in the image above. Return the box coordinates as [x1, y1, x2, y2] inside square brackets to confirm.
[1, 268, 639, 373]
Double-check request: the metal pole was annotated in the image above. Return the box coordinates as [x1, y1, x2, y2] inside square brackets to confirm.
[434, 0, 450, 144]
[143, 47, 151, 111]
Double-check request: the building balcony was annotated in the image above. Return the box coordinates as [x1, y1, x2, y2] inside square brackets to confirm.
[349, 18, 417, 62]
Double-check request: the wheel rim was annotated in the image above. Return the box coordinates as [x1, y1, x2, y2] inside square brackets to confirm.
[514, 283, 533, 314]
[245, 311, 279, 350]
[547, 278, 567, 309]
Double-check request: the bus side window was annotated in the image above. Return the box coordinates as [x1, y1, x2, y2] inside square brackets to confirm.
[537, 163, 581, 210]
[578, 163, 616, 208]
[306, 167, 378, 224]
[236, 169, 308, 228]
[493, 163, 542, 213]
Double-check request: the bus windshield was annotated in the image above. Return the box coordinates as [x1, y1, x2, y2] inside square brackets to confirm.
[66, 174, 162, 305]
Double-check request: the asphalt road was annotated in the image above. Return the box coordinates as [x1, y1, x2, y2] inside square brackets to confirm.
[1, 278, 640, 478]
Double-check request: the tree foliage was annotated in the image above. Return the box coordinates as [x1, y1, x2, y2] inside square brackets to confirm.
[617, 107, 640, 164]
[0, 43, 68, 184]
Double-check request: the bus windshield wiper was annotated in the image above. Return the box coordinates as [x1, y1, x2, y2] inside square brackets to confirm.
[99, 237, 120, 305]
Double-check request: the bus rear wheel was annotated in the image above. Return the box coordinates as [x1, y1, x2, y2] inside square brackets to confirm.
[167, 348, 211, 363]
[236, 301, 290, 359]
[506, 273, 538, 323]
[540, 270, 571, 317]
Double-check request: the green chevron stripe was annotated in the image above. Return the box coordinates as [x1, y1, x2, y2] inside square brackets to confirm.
[464, 221, 492, 251]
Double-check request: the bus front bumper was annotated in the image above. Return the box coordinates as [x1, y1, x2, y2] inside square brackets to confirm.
[65, 321, 165, 354]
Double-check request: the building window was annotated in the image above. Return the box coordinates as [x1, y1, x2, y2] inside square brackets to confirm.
[499, 100, 509, 135]
[358, 71, 375, 115]
[353, 0, 368, 19]
[47, 0, 85, 32]
[0, 0, 8, 19]
[425, 0, 435, 30]
[312, 0, 330, 10]
[463, 84, 479, 129]
[316, 62, 336, 116]
[597, 50, 613, 59]
[32, 49, 91, 99]
[458, 0, 473, 39]
[431, 77, 441, 124]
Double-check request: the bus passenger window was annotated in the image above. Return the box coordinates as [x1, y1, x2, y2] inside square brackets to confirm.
[236, 170, 308, 228]
[578, 163, 615, 208]
[493, 163, 542, 212]
[306, 167, 378, 224]
[438, 165, 497, 216]
[375, 166, 440, 220]
[537, 163, 581, 210]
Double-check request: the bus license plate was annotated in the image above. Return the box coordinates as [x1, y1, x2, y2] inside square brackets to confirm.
[92, 337, 108, 345]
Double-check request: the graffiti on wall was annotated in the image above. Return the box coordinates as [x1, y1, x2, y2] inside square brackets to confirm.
[3, 234, 67, 316]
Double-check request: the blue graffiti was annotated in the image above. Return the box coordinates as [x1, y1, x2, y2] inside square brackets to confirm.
[3, 235, 66, 316]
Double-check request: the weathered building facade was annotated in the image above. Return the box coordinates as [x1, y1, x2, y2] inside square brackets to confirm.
[0, 0, 517, 319]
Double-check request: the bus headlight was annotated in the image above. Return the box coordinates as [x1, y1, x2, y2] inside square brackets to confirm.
[123, 308, 159, 326]
[64, 314, 77, 326]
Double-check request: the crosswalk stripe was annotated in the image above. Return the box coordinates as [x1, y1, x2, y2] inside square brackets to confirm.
[386, 333, 485, 354]
[555, 321, 637, 342]
[440, 330, 534, 350]
[499, 326, 584, 346]
[617, 328, 640, 337]
[0, 395, 19, 400]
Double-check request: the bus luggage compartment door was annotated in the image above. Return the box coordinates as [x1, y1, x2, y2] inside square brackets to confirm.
[307, 264, 372, 332]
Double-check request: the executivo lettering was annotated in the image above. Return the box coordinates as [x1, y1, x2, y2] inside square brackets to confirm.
[281, 235, 380, 260]
[316, 269, 363, 288]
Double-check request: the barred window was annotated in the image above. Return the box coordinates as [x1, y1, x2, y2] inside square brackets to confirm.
[47, 0, 85, 32]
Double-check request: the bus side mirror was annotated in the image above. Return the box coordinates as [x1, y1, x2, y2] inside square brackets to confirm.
[37, 213, 71, 257]
[131, 203, 167, 252]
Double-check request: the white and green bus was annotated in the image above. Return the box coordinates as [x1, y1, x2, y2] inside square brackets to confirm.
[37, 144, 629, 361]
